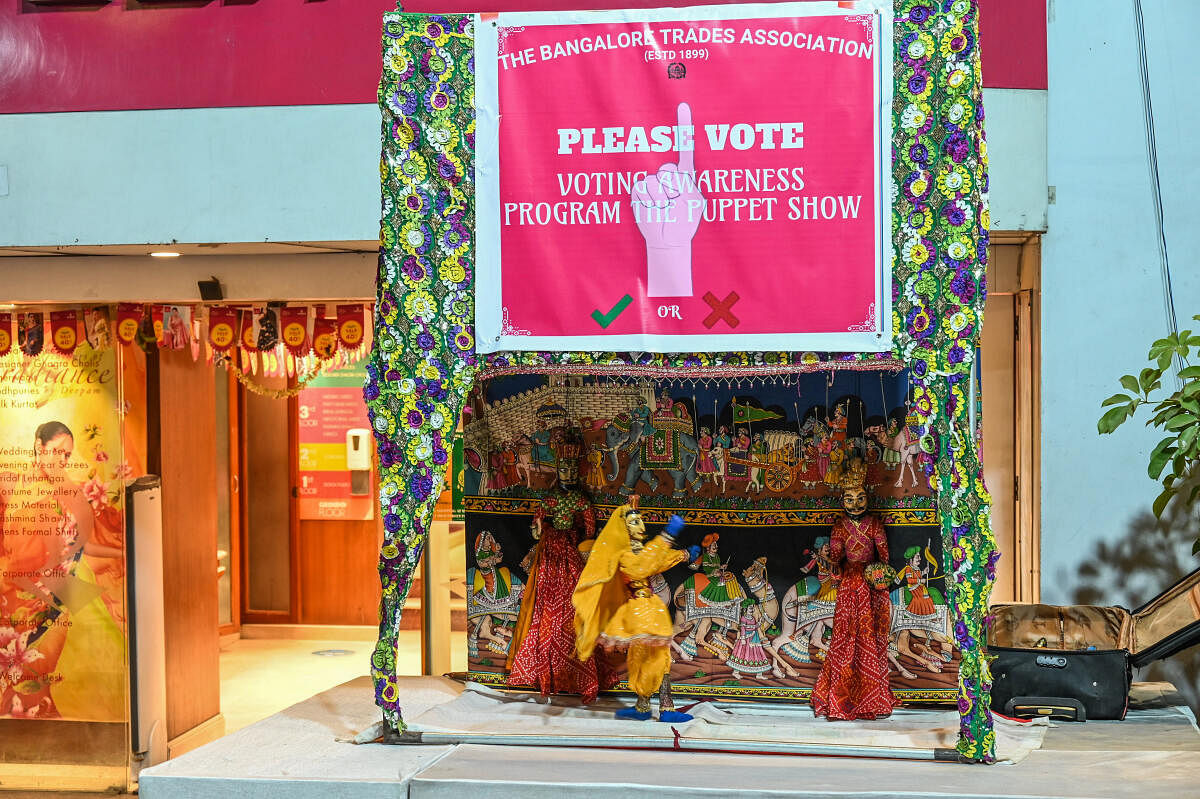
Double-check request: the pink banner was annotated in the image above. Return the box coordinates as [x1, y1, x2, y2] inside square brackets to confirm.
[476, 5, 891, 353]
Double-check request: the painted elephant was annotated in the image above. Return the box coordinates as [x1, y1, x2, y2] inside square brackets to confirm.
[604, 415, 701, 497]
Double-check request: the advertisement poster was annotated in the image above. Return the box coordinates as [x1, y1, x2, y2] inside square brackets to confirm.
[475, 2, 892, 353]
[0, 345, 129, 721]
[297, 361, 375, 520]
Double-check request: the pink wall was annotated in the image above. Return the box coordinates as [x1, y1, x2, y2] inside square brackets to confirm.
[0, 0, 397, 113]
[977, 0, 1047, 90]
[0, 0, 1044, 115]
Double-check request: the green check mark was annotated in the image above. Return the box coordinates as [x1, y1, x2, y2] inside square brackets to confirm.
[591, 294, 633, 329]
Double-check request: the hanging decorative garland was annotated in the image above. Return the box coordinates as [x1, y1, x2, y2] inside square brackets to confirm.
[367, 0, 994, 761]
[216, 349, 370, 400]
[220, 357, 322, 399]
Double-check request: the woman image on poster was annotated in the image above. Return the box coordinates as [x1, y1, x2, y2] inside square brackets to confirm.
[165, 307, 189, 350]
[85, 309, 112, 351]
[0, 421, 123, 718]
[17, 313, 44, 357]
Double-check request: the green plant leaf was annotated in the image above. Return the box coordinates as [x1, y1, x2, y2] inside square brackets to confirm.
[1180, 425, 1200, 458]
[1166, 412, 1196, 431]
[1140, 368, 1163, 392]
[1153, 487, 1176, 518]
[1179, 366, 1200, 380]
[1158, 352, 1174, 370]
[1184, 382, 1200, 398]
[1101, 393, 1131, 408]
[1151, 399, 1180, 420]
[1120, 375, 1141, 395]
[1098, 405, 1132, 434]
[1184, 397, 1200, 416]
[1148, 437, 1177, 479]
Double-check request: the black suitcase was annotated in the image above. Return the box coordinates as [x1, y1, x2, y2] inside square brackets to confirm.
[989, 567, 1200, 721]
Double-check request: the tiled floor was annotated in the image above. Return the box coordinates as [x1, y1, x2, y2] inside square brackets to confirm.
[219, 630, 436, 733]
[1, 630, 464, 796]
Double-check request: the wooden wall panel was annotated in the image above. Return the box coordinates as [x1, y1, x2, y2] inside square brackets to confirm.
[981, 291, 1017, 603]
[294, 415, 417, 628]
[155, 348, 220, 740]
[297, 516, 384, 625]
[243, 382, 292, 615]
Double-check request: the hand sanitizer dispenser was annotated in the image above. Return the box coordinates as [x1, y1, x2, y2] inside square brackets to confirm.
[346, 428, 371, 496]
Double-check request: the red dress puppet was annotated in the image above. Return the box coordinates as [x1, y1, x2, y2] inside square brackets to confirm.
[507, 444, 612, 702]
[811, 465, 901, 720]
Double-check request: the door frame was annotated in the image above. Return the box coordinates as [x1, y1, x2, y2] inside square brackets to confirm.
[989, 231, 1042, 603]
[237, 369, 302, 625]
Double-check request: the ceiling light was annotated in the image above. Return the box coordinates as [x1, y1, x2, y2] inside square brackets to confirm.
[150, 251, 181, 258]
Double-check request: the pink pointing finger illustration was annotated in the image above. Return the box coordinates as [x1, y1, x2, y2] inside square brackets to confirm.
[676, 101, 695, 175]
[631, 101, 703, 298]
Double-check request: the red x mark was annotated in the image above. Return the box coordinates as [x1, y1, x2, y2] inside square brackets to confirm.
[702, 290, 740, 329]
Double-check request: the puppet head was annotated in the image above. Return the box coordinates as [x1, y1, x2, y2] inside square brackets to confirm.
[623, 496, 647, 542]
[839, 455, 869, 518]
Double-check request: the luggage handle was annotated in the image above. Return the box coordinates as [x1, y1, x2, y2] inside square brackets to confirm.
[1005, 696, 1086, 722]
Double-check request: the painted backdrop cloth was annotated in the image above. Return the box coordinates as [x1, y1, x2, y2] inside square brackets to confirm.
[507, 487, 609, 702]
[811, 513, 900, 720]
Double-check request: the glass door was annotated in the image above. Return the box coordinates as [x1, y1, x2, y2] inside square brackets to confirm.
[216, 370, 240, 633]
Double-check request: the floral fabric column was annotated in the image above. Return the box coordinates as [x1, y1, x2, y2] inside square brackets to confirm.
[368, 12, 478, 730]
[890, 0, 997, 761]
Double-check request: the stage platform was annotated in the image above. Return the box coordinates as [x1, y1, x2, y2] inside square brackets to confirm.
[139, 677, 1200, 799]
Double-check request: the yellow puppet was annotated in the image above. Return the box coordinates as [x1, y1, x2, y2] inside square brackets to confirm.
[572, 502, 693, 721]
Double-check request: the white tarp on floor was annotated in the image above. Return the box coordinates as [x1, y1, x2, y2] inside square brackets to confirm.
[406, 683, 1049, 765]
[139, 677, 1200, 799]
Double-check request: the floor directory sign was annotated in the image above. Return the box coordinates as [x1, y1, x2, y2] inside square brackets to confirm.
[475, 2, 893, 353]
[297, 361, 375, 521]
